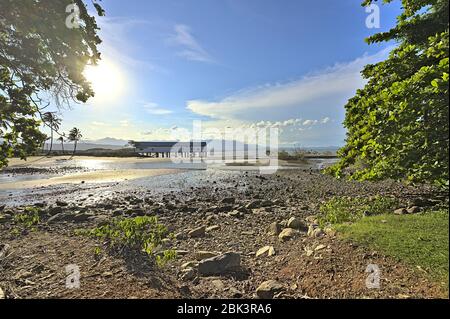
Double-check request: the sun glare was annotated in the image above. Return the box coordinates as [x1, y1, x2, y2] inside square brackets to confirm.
[83, 59, 125, 102]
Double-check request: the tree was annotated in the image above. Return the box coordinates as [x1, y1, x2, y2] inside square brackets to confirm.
[68, 127, 82, 157]
[327, 0, 449, 185]
[57, 135, 65, 155]
[41, 112, 61, 155]
[0, 0, 104, 167]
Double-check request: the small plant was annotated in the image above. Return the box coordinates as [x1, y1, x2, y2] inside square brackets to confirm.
[80, 216, 176, 266]
[318, 195, 398, 226]
[13, 207, 41, 229]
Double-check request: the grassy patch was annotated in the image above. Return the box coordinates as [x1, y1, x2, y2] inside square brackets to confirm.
[318, 195, 398, 226]
[13, 206, 41, 230]
[77, 216, 176, 267]
[335, 210, 449, 286]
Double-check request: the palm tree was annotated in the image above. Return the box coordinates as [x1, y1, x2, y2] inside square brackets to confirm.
[68, 127, 82, 158]
[57, 135, 65, 155]
[42, 112, 61, 156]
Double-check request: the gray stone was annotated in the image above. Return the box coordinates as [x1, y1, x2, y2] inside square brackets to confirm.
[394, 208, 407, 215]
[256, 280, 284, 299]
[198, 252, 241, 276]
[267, 222, 281, 236]
[188, 226, 206, 238]
[287, 217, 307, 231]
[278, 228, 298, 242]
[407, 206, 421, 214]
[245, 200, 261, 209]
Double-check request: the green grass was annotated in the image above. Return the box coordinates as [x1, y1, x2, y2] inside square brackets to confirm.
[335, 210, 449, 287]
[318, 195, 398, 226]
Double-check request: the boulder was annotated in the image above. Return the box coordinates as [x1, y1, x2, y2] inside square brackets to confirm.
[256, 280, 284, 299]
[198, 252, 241, 276]
[278, 228, 298, 242]
[267, 222, 282, 236]
[287, 217, 307, 231]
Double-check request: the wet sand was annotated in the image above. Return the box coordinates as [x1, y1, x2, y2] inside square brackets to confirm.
[0, 168, 182, 190]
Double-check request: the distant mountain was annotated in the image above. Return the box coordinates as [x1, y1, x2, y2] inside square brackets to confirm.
[86, 137, 130, 146]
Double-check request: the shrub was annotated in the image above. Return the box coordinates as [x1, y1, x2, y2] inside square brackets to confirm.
[13, 207, 40, 229]
[79, 216, 176, 266]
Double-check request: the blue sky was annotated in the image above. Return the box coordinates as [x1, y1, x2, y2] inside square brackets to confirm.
[54, 0, 402, 147]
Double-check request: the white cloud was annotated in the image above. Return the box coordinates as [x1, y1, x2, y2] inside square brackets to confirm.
[168, 24, 214, 63]
[186, 47, 392, 120]
[143, 102, 173, 115]
[321, 117, 331, 124]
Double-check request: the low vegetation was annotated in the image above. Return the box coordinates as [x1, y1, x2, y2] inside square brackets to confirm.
[77, 216, 176, 267]
[13, 207, 41, 229]
[317, 195, 398, 226]
[335, 210, 449, 287]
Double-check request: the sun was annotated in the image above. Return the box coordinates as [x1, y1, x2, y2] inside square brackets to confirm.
[83, 59, 125, 102]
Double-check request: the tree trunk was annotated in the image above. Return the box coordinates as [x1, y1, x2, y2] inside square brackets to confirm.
[72, 140, 77, 157]
[47, 129, 53, 156]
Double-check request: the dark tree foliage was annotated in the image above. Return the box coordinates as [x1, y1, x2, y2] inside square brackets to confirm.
[0, 0, 104, 167]
[327, 0, 449, 185]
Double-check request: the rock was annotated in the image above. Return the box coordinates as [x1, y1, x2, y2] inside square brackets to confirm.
[245, 200, 261, 209]
[287, 217, 307, 231]
[229, 287, 243, 298]
[256, 246, 275, 257]
[305, 215, 318, 224]
[221, 197, 235, 204]
[206, 225, 220, 232]
[47, 213, 64, 223]
[315, 244, 326, 251]
[256, 280, 284, 299]
[175, 232, 186, 240]
[211, 279, 225, 290]
[407, 206, 421, 214]
[181, 261, 199, 269]
[71, 213, 91, 222]
[195, 251, 219, 260]
[188, 226, 206, 238]
[311, 228, 325, 238]
[267, 222, 282, 236]
[181, 267, 196, 281]
[55, 200, 68, 207]
[48, 206, 63, 215]
[394, 208, 407, 215]
[278, 228, 298, 242]
[198, 252, 241, 276]
[0, 287, 4, 299]
[228, 210, 242, 218]
[324, 226, 336, 237]
[175, 250, 189, 256]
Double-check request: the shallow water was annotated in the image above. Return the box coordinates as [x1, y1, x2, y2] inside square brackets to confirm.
[0, 157, 337, 187]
